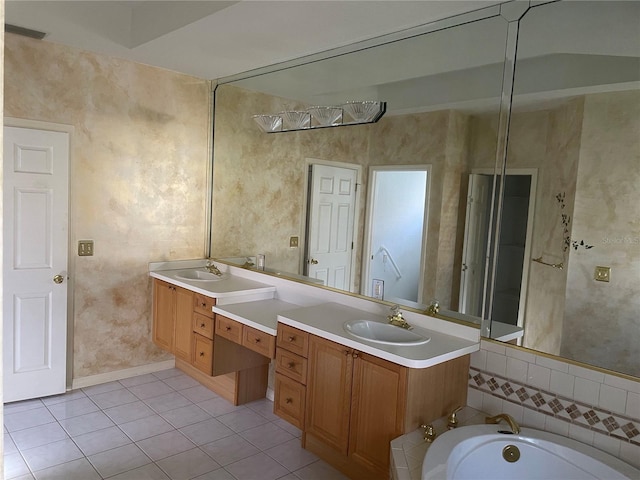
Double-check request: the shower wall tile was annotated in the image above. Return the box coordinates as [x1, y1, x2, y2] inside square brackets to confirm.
[469, 341, 640, 468]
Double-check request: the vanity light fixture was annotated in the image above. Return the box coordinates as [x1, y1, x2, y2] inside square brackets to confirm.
[253, 101, 387, 133]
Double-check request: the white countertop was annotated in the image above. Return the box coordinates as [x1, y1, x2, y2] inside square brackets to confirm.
[149, 268, 276, 300]
[213, 299, 301, 336]
[277, 302, 478, 369]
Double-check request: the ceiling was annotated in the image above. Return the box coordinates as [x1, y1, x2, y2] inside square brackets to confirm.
[5, 0, 501, 80]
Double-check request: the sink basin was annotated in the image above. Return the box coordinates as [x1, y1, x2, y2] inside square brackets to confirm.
[174, 269, 227, 282]
[344, 320, 430, 346]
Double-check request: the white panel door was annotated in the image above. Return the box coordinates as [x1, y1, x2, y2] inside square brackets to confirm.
[459, 173, 492, 317]
[3, 126, 69, 402]
[307, 164, 357, 290]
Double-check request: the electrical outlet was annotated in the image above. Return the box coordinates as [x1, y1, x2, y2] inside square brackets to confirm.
[372, 279, 384, 299]
[78, 240, 94, 256]
[289, 236, 299, 248]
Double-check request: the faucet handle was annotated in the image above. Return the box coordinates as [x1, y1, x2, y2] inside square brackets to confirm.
[420, 424, 437, 443]
[447, 406, 463, 430]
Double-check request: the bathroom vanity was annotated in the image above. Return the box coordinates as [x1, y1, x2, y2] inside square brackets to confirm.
[149, 260, 480, 479]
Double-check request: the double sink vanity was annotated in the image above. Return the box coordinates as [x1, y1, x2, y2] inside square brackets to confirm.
[149, 259, 480, 479]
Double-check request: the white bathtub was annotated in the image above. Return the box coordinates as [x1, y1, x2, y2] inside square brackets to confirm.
[421, 424, 640, 480]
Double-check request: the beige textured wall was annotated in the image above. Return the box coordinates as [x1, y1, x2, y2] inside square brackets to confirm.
[508, 99, 584, 355]
[561, 89, 640, 376]
[212, 85, 480, 306]
[4, 34, 211, 378]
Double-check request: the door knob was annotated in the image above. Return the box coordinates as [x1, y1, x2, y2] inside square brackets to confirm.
[310, 258, 318, 265]
[53, 274, 64, 284]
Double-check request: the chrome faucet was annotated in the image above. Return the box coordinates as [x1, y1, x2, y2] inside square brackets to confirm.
[387, 305, 412, 330]
[205, 259, 223, 276]
[485, 413, 521, 434]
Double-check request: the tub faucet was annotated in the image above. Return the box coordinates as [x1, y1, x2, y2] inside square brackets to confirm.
[485, 413, 521, 434]
[387, 305, 412, 330]
[205, 259, 223, 276]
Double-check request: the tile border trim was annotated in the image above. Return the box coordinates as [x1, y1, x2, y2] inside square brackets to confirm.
[469, 367, 640, 446]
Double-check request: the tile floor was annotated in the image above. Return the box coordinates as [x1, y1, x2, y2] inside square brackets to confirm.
[3, 368, 349, 480]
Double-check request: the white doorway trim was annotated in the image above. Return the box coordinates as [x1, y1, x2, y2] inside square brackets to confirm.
[300, 158, 362, 293]
[5, 117, 75, 391]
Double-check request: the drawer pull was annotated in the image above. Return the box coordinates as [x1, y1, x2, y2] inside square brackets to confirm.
[199, 351, 205, 357]
[288, 336, 295, 342]
[287, 362, 295, 369]
[352, 352, 359, 359]
[254, 338, 261, 343]
[343, 350, 350, 356]
[225, 326, 231, 331]
[201, 302, 206, 307]
[285, 398, 293, 404]
[200, 323, 206, 328]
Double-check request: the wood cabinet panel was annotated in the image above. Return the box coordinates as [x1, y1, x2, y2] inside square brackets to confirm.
[276, 349, 308, 385]
[276, 324, 309, 357]
[152, 280, 174, 352]
[192, 333, 213, 375]
[215, 315, 242, 344]
[349, 352, 407, 474]
[274, 374, 306, 430]
[193, 293, 215, 317]
[193, 312, 214, 340]
[242, 326, 275, 358]
[305, 335, 353, 455]
[174, 286, 194, 362]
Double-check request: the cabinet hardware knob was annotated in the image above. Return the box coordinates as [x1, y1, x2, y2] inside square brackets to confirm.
[225, 326, 231, 331]
[199, 352, 205, 357]
[201, 323, 206, 328]
[201, 302, 206, 307]
[285, 398, 292, 404]
[254, 338, 260, 343]
[343, 350, 350, 356]
[288, 336, 295, 342]
[352, 352, 359, 359]
[287, 362, 295, 368]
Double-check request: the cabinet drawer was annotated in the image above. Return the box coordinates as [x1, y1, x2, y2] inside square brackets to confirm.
[243, 326, 276, 358]
[193, 293, 215, 318]
[275, 349, 307, 384]
[277, 324, 309, 358]
[192, 333, 213, 375]
[215, 315, 242, 344]
[193, 312, 214, 339]
[274, 373, 305, 430]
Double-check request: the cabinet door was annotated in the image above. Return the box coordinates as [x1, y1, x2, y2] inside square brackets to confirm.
[152, 280, 175, 352]
[349, 352, 407, 474]
[173, 286, 194, 361]
[305, 335, 353, 454]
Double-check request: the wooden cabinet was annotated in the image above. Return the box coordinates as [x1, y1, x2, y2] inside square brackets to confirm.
[274, 324, 309, 430]
[302, 333, 467, 480]
[192, 332, 213, 375]
[305, 335, 354, 454]
[215, 314, 276, 359]
[152, 279, 194, 362]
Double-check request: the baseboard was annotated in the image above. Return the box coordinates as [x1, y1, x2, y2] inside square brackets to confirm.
[71, 360, 176, 390]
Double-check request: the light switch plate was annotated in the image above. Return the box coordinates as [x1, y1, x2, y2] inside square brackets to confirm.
[594, 266, 610, 282]
[289, 236, 299, 248]
[78, 240, 94, 256]
[372, 279, 384, 299]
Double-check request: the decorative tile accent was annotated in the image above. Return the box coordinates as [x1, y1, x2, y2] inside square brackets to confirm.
[469, 367, 640, 447]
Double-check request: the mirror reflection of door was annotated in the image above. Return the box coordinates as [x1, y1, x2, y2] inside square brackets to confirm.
[492, 170, 537, 335]
[362, 166, 430, 305]
[304, 162, 359, 291]
[459, 172, 493, 318]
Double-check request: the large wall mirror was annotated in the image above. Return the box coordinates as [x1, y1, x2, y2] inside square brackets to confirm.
[210, 0, 639, 379]
[496, 0, 640, 377]
[211, 6, 510, 321]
